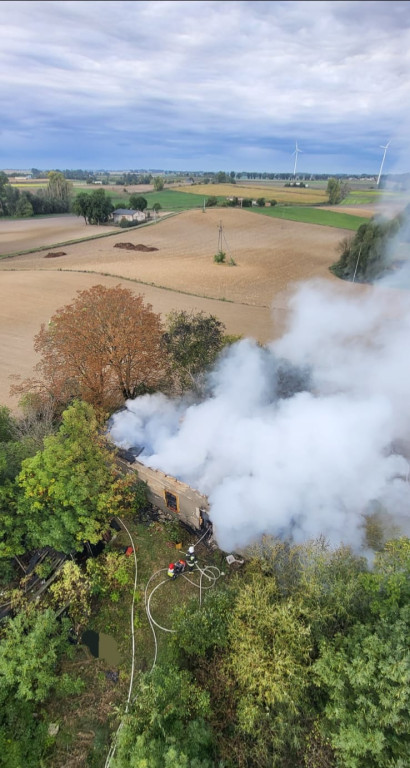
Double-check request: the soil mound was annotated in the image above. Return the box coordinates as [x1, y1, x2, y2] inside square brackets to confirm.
[43, 251, 67, 258]
[114, 242, 158, 252]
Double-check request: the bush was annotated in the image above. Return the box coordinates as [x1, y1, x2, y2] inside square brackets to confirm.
[241, 198, 252, 207]
[214, 250, 226, 263]
[206, 196, 218, 207]
[118, 218, 140, 228]
[257, 197, 265, 207]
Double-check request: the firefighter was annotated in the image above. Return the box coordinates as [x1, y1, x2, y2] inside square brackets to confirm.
[167, 563, 175, 579]
[174, 559, 187, 577]
[186, 545, 197, 572]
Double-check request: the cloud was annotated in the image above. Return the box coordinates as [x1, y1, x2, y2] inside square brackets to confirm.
[1, 0, 409, 169]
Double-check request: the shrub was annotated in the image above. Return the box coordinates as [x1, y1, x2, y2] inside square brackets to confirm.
[206, 196, 218, 207]
[214, 250, 226, 263]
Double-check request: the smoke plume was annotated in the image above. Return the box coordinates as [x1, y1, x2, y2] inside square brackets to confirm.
[109, 277, 410, 553]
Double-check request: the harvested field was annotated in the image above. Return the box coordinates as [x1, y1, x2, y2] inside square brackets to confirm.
[0, 208, 366, 409]
[175, 182, 328, 204]
[0, 208, 346, 307]
[0, 271, 275, 409]
[0, 214, 117, 256]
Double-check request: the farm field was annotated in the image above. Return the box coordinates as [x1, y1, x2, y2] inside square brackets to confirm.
[0, 208, 364, 409]
[250, 205, 371, 230]
[0, 214, 117, 256]
[175, 182, 328, 204]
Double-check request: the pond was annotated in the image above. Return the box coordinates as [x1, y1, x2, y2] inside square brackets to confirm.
[82, 629, 121, 666]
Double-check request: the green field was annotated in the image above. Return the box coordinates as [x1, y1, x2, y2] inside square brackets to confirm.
[143, 189, 219, 210]
[343, 189, 383, 205]
[249, 205, 370, 230]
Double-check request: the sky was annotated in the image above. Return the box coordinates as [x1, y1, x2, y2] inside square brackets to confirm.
[1, 0, 410, 173]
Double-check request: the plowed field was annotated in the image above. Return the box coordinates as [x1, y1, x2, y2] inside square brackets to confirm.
[0, 208, 361, 408]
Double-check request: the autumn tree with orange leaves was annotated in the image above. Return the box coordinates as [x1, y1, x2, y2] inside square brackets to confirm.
[14, 285, 165, 412]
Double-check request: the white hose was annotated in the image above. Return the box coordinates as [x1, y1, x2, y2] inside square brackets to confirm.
[104, 516, 138, 768]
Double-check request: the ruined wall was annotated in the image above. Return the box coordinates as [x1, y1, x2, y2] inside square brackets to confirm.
[120, 457, 209, 531]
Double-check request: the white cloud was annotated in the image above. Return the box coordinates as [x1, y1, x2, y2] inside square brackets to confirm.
[1, 0, 409, 169]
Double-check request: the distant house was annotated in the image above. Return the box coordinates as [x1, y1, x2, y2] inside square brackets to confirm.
[112, 208, 146, 224]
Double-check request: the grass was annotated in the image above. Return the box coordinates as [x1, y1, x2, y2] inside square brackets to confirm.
[143, 189, 217, 210]
[249, 205, 370, 230]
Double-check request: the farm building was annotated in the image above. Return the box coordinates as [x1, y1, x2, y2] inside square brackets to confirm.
[112, 208, 146, 224]
[117, 449, 210, 533]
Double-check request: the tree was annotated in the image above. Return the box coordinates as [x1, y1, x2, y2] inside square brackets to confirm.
[326, 178, 349, 205]
[129, 194, 147, 211]
[205, 196, 218, 207]
[87, 188, 113, 224]
[152, 202, 162, 212]
[46, 171, 72, 202]
[50, 561, 92, 636]
[16, 400, 122, 552]
[163, 310, 225, 392]
[71, 191, 91, 223]
[314, 539, 410, 768]
[111, 665, 214, 768]
[15, 194, 33, 218]
[228, 575, 312, 767]
[16, 285, 165, 410]
[153, 176, 164, 191]
[315, 607, 410, 768]
[330, 212, 403, 282]
[0, 606, 70, 768]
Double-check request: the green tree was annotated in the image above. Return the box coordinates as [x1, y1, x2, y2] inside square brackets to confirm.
[153, 176, 164, 191]
[0, 607, 69, 768]
[46, 171, 72, 202]
[315, 608, 410, 768]
[152, 202, 162, 212]
[0, 173, 21, 217]
[314, 539, 410, 768]
[205, 196, 218, 207]
[87, 188, 113, 224]
[228, 575, 312, 767]
[326, 178, 349, 205]
[163, 310, 225, 392]
[16, 400, 121, 552]
[330, 213, 403, 281]
[50, 561, 92, 635]
[15, 194, 33, 217]
[111, 665, 214, 768]
[71, 191, 91, 223]
[129, 194, 147, 211]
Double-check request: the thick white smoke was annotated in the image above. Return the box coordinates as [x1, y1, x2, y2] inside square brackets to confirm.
[109, 278, 410, 553]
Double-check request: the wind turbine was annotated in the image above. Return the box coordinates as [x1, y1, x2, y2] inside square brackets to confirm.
[292, 141, 302, 177]
[377, 140, 391, 187]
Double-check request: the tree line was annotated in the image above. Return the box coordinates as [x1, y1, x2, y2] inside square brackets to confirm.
[0, 171, 72, 218]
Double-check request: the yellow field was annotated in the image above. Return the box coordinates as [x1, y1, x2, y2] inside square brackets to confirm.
[174, 183, 328, 204]
[10, 182, 48, 188]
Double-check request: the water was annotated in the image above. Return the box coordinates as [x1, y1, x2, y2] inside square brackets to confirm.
[82, 630, 121, 666]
